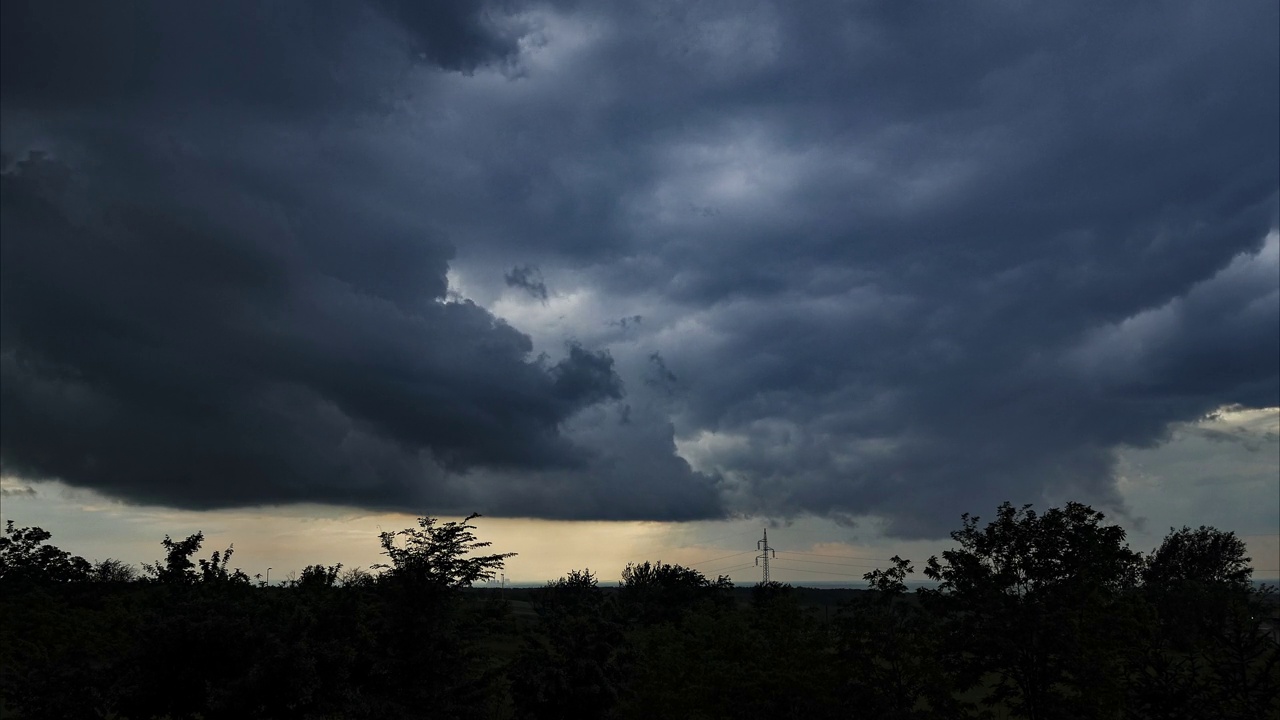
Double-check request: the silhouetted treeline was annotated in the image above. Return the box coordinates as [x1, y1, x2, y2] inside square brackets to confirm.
[1, 504, 1276, 719]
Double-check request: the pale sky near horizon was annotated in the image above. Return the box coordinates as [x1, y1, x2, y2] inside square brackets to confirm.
[3, 406, 1276, 585]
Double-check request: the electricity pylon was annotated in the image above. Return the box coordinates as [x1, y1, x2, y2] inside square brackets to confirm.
[756, 528, 777, 583]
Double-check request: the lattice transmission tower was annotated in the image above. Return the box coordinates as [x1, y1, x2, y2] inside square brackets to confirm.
[756, 528, 777, 583]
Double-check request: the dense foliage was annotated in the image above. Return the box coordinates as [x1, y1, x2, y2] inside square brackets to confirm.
[0, 505, 1275, 719]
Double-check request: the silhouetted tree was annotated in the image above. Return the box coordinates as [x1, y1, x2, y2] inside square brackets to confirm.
[8, 502, 1270, 720]
[141, 531, 248, 585]
[1145, 525, 1252, 589]
[367, 513, 517, 719]
[373, 512, 516, 588]
[617, 561, 732, 625]
[923, 502, 1143, 720]
[142, 532, 204, 584]
[296, 562, 344, 589]
[338, 565, 376, 588]
[1125, 526, 1279, 719]
[1143, 525, 1253, 646]
[0, 521, 90, 582]
[534, 567, 607, 615]
[91, 558, 138, 582]
[198, 543, 251, 584]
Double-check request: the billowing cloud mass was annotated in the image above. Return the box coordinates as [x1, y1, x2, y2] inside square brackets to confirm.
[1, 0, 1276, 536]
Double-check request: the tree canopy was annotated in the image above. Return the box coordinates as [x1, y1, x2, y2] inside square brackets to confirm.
[924, 502, 1145, 719]
[0, 520, 90, 582]
[373, 512, 516, 588]
[0, 504, 1275, 719]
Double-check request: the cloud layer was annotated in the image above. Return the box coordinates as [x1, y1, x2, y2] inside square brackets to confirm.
[1, 0, 1276, 535]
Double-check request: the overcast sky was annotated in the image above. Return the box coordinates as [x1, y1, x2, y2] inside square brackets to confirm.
[1, 1, 1277, 581]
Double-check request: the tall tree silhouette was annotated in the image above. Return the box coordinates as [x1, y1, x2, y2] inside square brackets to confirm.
[0, 521, 90, 582]
[923, 502, 1143, 720]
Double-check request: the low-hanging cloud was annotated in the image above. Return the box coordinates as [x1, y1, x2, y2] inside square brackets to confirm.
[1, 0, 1276, 536]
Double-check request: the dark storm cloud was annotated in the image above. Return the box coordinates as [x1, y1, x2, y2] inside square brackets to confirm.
[1, 0, 1276, 534]
[0, 0, 519, 113]
[504, 264, 549, 301]
[0, 146, 629, 509]
[648, 1, 1279, 535]
[401, 0, 1275, 535]
[0, 0, 725, 519]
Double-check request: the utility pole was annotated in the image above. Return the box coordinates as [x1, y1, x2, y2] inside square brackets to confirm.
[756, 528, 777, 584]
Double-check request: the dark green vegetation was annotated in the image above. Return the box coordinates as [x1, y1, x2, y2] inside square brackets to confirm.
[1, 505, 1276, 719]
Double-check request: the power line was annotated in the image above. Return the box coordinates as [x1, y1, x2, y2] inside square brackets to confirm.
[771, 564, 868, 579]
[686, 550, 756, 567]
[712, 562, 760, 575]
[699, 558, 759, 573]
[781, 549, 897, 562]
[775, 554, 882, 570]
